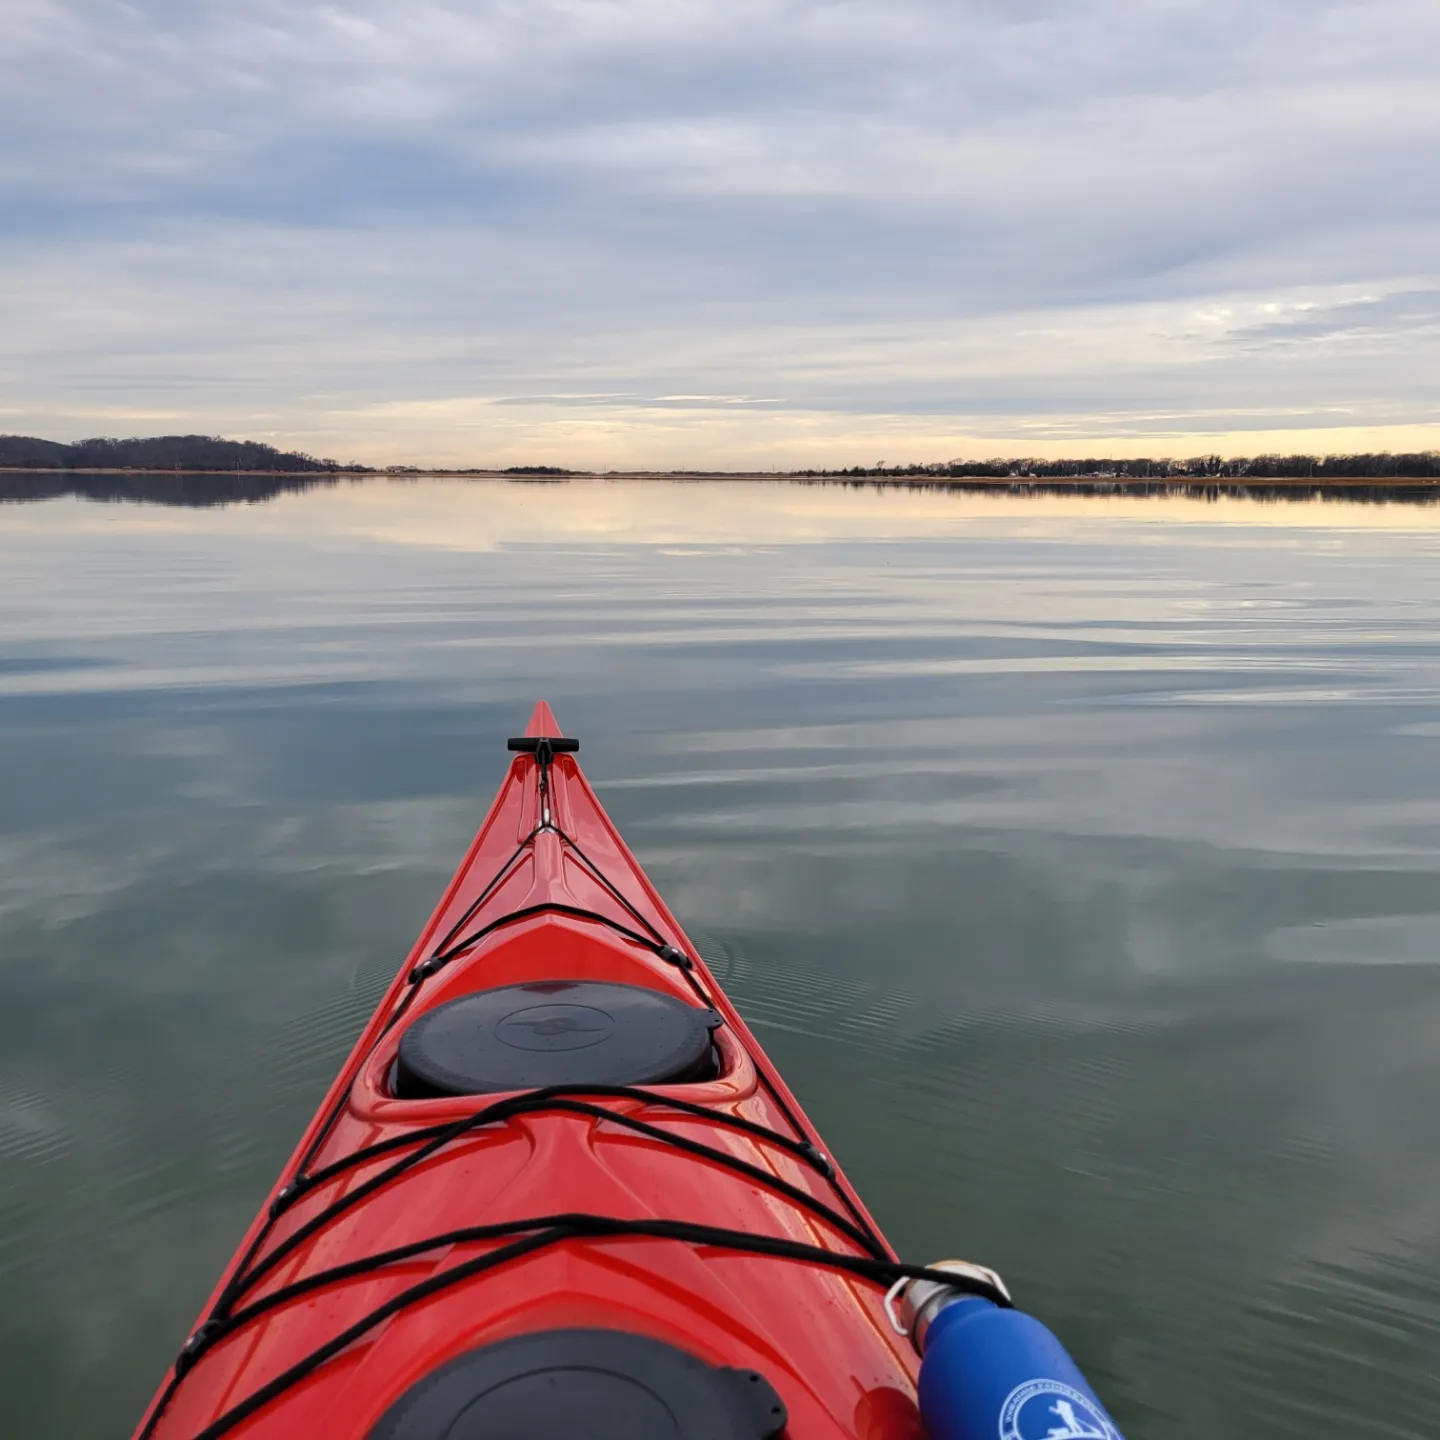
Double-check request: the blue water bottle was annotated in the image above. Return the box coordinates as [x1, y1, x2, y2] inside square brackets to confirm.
[888, 1261, 1126, 1440]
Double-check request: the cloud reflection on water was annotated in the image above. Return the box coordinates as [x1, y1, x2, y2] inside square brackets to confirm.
[1, 480, 1438, 1436]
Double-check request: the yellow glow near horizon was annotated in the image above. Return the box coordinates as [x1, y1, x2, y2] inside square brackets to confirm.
[265, 407, 1440, 473]
[25, 398, 1436, 474]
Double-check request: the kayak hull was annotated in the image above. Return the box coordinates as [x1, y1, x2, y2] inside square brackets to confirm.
[135, 703, 922, 1439]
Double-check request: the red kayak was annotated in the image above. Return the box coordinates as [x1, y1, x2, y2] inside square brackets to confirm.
[134, 702, 1017, 1440]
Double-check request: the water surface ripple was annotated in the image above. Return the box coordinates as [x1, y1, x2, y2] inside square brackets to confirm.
[1, 479, 1438, 1437]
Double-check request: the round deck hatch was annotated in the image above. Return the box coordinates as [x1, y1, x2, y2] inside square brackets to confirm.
[367, 1328, 787, 1440]
[394, 981, 720, 1097]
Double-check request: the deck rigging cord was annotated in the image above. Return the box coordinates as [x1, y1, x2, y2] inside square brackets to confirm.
[138, 739, 1011, 1440]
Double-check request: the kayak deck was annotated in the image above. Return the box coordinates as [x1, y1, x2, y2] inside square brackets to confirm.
[135, 703, 940, 1439]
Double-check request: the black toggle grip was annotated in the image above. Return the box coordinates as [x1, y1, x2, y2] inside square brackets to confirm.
[507, 736, 580, 753]
[657, 944, 694, 970]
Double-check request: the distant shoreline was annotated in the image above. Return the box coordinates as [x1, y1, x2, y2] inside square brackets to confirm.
[4, 465, 1440, 490]
[5, 434, 1439, 488]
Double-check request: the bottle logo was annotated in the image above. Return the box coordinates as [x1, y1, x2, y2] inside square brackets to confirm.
[999, 1380, 1119, 1440]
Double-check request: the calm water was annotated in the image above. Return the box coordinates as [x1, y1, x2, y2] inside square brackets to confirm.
[2, 477, 1439, 1437]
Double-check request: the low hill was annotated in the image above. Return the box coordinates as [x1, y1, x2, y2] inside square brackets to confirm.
[0, 434, 361, 473]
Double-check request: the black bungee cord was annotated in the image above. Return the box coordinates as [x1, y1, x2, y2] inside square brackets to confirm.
[182, 1220, 1009, 1440]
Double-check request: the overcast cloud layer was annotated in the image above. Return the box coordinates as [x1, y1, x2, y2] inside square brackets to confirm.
[2, 0, 1439, 467]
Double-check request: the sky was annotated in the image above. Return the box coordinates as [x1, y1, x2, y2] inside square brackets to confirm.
[2, 0, 1439, 470]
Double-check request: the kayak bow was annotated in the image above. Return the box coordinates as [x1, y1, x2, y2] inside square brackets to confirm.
[134, 702, 995, 1440]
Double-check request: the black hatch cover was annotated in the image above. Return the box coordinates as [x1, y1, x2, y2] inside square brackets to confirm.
[394, 981, 721, 1097]
[366, 1327, 788, 1440]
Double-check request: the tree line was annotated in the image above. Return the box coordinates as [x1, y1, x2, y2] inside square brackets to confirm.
[799, 453, 1440, 480]
[5, 432, 1437, 481]
[0, 433, 359, 473]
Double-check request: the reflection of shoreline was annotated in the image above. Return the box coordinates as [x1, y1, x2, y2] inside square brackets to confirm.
[0, 470, 350, 509]
[3, 467, 1440, 510]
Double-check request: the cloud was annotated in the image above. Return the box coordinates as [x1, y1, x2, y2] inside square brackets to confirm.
[1228, 290, 1440, 349]
[1, 0, 1439, 464]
